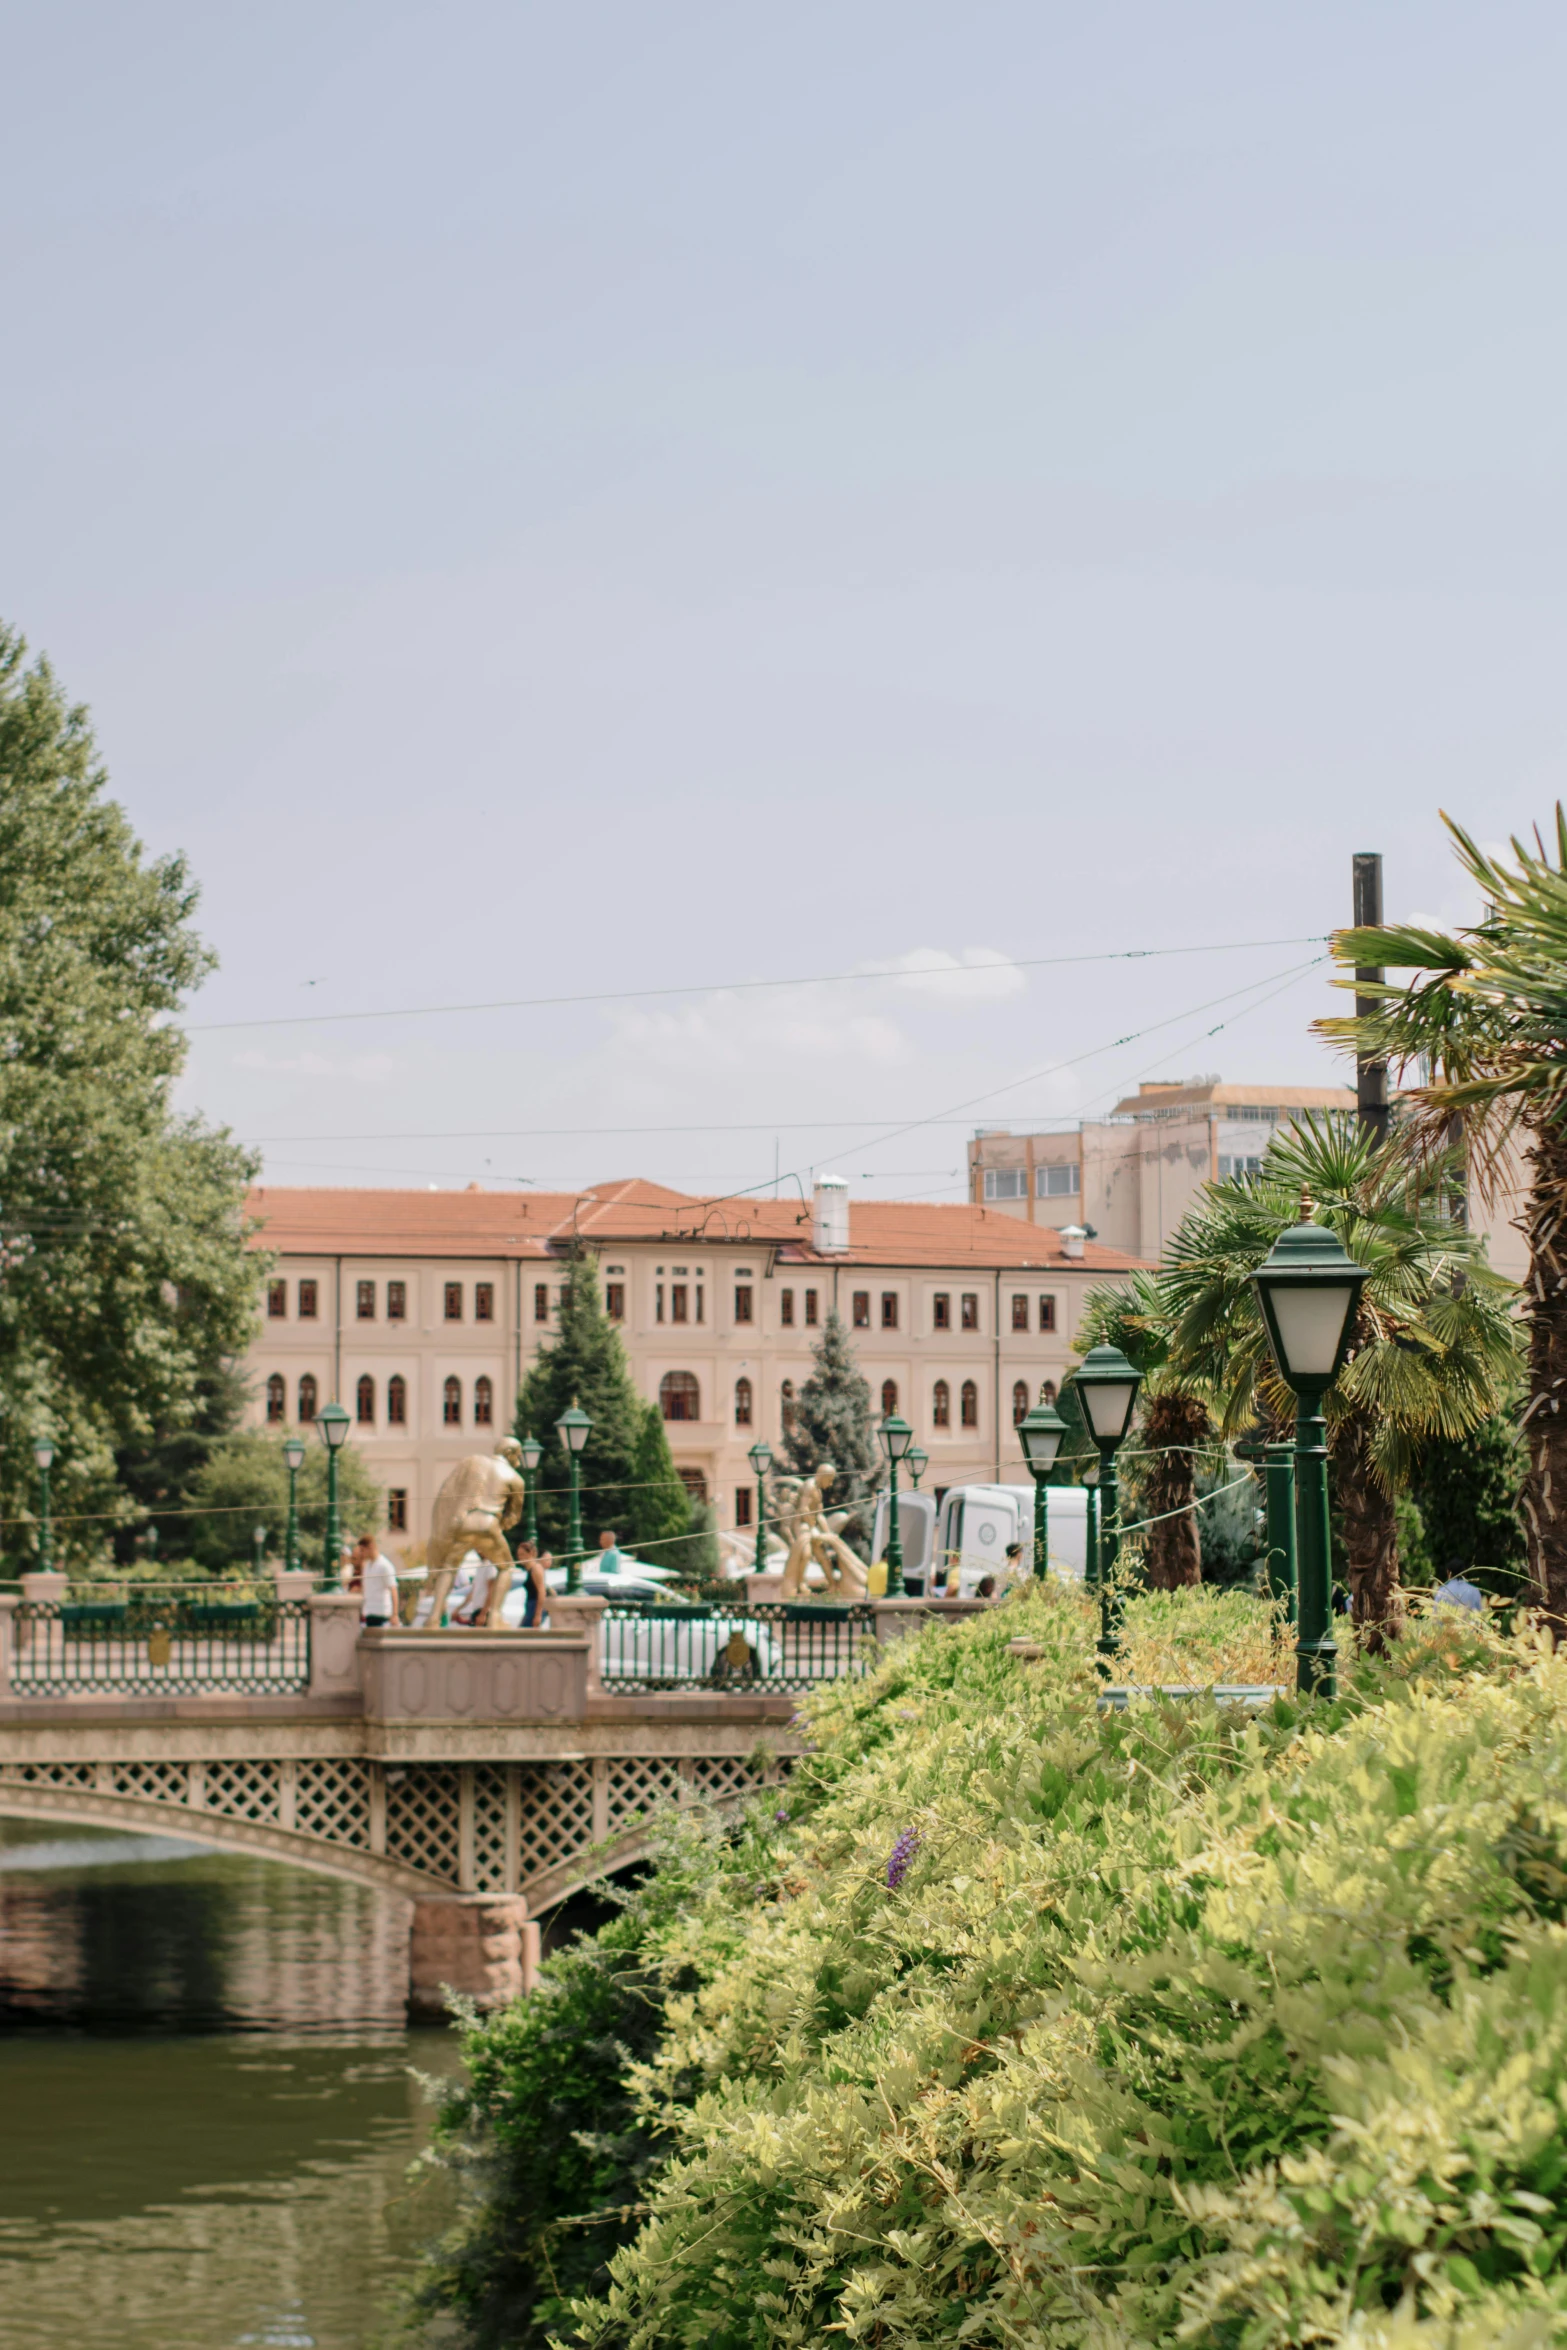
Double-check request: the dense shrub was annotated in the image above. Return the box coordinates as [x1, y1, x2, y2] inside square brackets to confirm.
[420, 1586, 1567, 2349]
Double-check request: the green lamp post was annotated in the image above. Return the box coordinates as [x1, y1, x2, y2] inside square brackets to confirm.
[516, 1432, 543, 1553]
[1071, 1346, 1143, 1678]
[555, 1401, 592, 1593]
[877, 1412, 914, 1596]
[1251, 1205, 1368, 1699]
[746, 1437, 773, 1573]
[905, 1443, 929, 1491]
[1264, 1440, 1298, 1622]
[33, 1439, 54, 1576]
[315, 1401, 351, 1593]
[1018, 1398, 1067, 1578]
[282, 1435, 305, 1573]
[252, 1523, 267, 1577]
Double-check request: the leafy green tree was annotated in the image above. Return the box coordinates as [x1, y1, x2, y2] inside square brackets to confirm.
[1412, 1410, 1527, 1596]
[110, 1353, 250, 1565]
[626, 1401, 698, 1572]
[1160, 1114, 1518, 1640]
[776, 1309, 877, 1551]
[1078, 1270, 1214, 1589]
[1322, 813, 1567, 1615]
[181, 1430, 382, 1575]
[0, 625, 264, 1560]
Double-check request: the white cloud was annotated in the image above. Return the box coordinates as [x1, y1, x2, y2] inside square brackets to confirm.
[853, 945, 1026, 1004]
[232, 1049, 396, 1083]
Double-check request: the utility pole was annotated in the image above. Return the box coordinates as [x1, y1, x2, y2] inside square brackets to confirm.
[1352, 852, 1389, 1143]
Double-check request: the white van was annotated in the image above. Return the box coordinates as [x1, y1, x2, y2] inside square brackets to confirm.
[866, 1490, 939, 1586]
[935, 1483, 1089, 1595]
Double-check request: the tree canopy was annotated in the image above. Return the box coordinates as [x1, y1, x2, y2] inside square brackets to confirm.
[0, 626, 263, 1561]
[776, 1307, 877, 1550]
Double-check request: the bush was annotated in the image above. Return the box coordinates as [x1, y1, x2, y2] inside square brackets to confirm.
[421, 1586, 1567, 2350]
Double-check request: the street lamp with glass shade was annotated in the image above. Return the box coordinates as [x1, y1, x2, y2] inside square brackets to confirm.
[315, 1401, 351, 1593]
[905, 1444, 929, 1490]
[32, 1440, 54, 1576]
[252, 1523, 268, 1576]
[1070, 1345, 1143, 1675]
[877, 1412, 914, 1596]
[746, 1437, 773, 1575]
[1018, 1398, 1067, 1579]
[1251, 1204, 1369, 1699]
[282, 1435, 306, 1573]
[555, 1402, 592, 1591]
[516, 1432, 543, 1552]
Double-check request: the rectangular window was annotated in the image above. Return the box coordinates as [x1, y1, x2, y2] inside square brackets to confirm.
[606, 1282, 625, 1321]
[780, 1289, 795, 1326]
[933, 1292, 950, 1330]
[444, 1283, 463, 1321]
[534, 1283, 549, 1322]
[734, 1284, 753, 1324]
[356, 1280, 376, 1320]
[852, 1291, 870, 1328]
[297, 1279, 318, 1320]
[1040, 1295, 1056, 1332]
[267, 1280, 287, 1319]
[961, 1292, 978, 1331]
[983, 1167, 1027, 1201]
[804, 1287, 819, 1326]
[474, 1281, 494, 1322]
[735, 1486, 752, 1528]
[1011, 1293, 1029, 1332]
[655, 1283, 665, 1323]
[881, 1292, 898, 1330]
[695, 1285, 705, 1324]
[1037, 1163, 1081, 1198]
[388, 1488, 408, 1532]
[671, 1284, 689, 1324]
[387, 1280, 406, 1321]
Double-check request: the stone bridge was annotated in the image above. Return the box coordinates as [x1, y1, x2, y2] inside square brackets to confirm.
[0, 1580, 974, 2011]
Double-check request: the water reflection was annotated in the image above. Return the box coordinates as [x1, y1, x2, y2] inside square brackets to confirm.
[0, 1819, 458, 2349]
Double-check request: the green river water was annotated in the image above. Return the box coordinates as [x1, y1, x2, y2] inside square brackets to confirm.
[0, 1817, 462, 2350]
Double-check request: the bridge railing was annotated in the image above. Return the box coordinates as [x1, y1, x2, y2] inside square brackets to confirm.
[8, 1588, 313, 1697]
[598, 1598, 875, 1693]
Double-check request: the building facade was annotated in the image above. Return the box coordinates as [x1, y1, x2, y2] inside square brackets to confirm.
[242, 1178, 1144, 1561]
[969, 1077, 1357, 1261]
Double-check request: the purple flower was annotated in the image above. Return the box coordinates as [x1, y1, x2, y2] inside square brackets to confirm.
[886, 1828, 919, 1890]
[774, 1807, 791, 1824]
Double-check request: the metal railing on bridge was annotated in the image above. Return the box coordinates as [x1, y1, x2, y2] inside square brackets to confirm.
[10, 1588, 312, 1697]
[598, 1598, 875, 1694]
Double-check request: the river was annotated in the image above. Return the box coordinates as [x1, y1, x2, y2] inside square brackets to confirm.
[0, 1816, 461, 2350]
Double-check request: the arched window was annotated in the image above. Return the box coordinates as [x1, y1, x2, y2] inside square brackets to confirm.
[298, 1372, 318, 1424]
[960, 1379, 979, 1429]
[734, 1376, 753, 1427]
[356, 1373, 375, 1425]
[660, 1370, 700, 1423]
[1040, 1379, 1057, 1405]
[387, 1374, 407, 1426]
[880, 1379, 898, 1417]
[443, 1375, 462, 1427]
[265, 1373, 285, 1424]
[781, 1378, 796, 1433]
[932, 1379, 950, 1429]
[474, 1375, 493, 1427]
[1012, 1380, 1029, 1425]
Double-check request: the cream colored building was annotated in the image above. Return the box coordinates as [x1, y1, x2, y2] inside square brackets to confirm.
[969, 1077, 1358, 1261]
[242, 1177, 1145, 1556]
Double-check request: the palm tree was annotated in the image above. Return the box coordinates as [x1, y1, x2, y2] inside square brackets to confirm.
[1076, 1272, 1212, 1589]
[1322, 813, 1567, 1617]
[1157, 1114, 1517, 1641]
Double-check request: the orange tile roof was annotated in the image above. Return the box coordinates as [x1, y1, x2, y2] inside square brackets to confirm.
[245, 1182, 1147, 1273]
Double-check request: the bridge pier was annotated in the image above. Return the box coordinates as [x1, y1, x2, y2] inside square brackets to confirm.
[409, 1893, 540, 2018]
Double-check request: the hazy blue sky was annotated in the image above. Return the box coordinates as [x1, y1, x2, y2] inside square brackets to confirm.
[6, 3, 1566, 1203]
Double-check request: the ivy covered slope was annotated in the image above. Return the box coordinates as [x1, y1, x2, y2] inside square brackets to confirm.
[425, 1588, 1567, 2350]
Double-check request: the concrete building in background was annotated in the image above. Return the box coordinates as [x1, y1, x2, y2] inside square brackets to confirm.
[242, 1177, 1144, 1562]
[969, 1076, 1357, 1262]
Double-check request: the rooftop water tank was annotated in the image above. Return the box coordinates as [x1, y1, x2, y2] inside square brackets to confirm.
[813, 1175, 850, 1254]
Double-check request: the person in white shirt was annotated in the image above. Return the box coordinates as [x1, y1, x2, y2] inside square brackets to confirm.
[353, 1536, 401, 1627]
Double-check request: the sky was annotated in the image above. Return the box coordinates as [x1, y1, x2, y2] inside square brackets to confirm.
[5, 2, 1566, 1207]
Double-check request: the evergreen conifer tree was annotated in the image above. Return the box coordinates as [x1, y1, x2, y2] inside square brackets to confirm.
[627, 1402, 696, 1571]
[777, 1310, 877, 1551]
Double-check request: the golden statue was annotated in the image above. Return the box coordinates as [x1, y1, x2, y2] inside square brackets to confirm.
[424, 1440, 528, 1629]
[775, 1463, 868, 1600]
